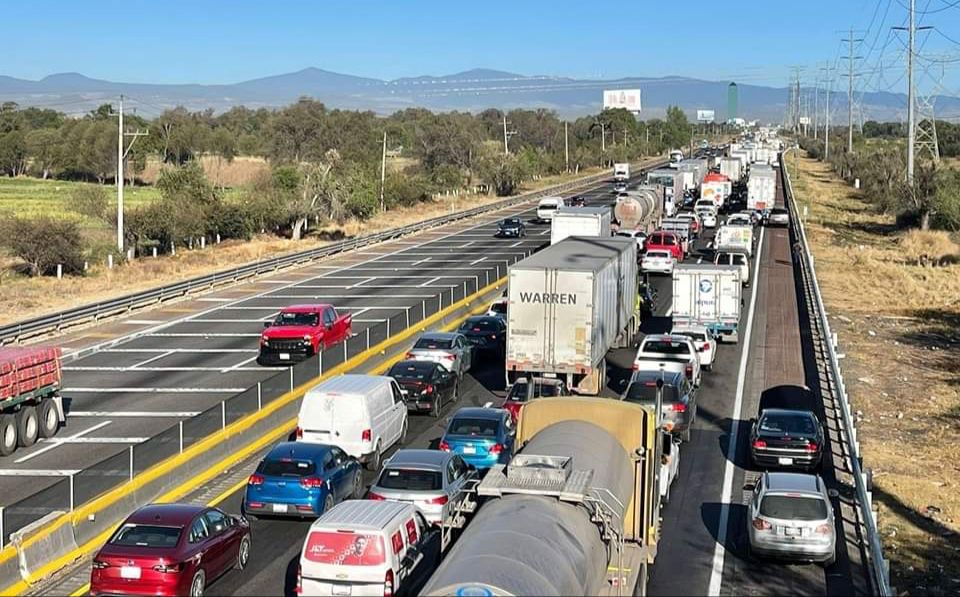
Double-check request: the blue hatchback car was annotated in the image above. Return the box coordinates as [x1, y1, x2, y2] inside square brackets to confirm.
[439, 407, 515, 470]
[242, 442, 362, 519]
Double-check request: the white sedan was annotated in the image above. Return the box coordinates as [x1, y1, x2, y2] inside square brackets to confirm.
[696, 208, 718, 228]
[641, 250, 675, 275]
[670, 324, 715, 371]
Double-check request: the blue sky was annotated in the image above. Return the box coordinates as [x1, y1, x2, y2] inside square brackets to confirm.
[5, 0, 959, 92]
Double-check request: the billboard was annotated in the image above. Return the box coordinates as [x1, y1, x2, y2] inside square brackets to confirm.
[603, 89, 642, 112]
[799, 116, 811, 125]
[697, 109, 715, 122]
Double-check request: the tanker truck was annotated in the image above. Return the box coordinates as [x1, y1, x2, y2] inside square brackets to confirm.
[421, 397, 667, 596]
[613, 186, 663, 233]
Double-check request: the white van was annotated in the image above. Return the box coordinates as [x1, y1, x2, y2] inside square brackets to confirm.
[297, 375, 408, 471]
[536, 196, 564, 222]
[298, 500, 440, 597]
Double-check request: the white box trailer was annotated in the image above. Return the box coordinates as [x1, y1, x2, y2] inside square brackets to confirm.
[747, 165, 776, 212]
[646, 169, 682, 216]
[672, 264, 743, 342]
[613, 163, 630, 182]
[719, 157, 742, 182]
[506, 236, 639, 395]
[715, 224, 754, 257]
[550, 206, 612, 245]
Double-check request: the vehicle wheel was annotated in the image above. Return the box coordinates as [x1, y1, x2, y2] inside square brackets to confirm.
[822, 551, 836, 568]
[663, 480, 671, 504]
[681, 427, 691, 442]
[236, 535, 251, 570]
[365, 442, 381, 471]
[432, 397, 442, 418]
[323, 494, 335, 515]
[0, 415, 17, 456]
[189, 569, 205, 596]
[453, 380, 460, 401]
[352, 471, 364, 499]
[399, 420, 408, 445]
[704, 363, 713, 372]
[37, 399, 59, 439]
[16, 406, 39, 448]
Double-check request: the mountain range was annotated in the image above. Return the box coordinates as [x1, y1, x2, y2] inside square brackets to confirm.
[2, 67, 957, 123]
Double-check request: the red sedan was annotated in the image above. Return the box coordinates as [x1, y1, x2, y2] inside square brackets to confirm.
[90, 503, 251, 596]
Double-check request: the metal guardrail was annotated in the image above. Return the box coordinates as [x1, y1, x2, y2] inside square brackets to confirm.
[781, 149, 892, 597]
[2, 165, 658, 346]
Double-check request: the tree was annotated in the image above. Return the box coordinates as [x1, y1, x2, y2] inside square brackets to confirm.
[0, 130, 28, 176]
[69, 185, 112, 224]
[26, 128, 62, 179]
[663, 106, 692, 151]
[476, 143, 527, 196]
[0, 216, 86, 276]
[266, 98, 327, 163]
[286, 149, 347, 240]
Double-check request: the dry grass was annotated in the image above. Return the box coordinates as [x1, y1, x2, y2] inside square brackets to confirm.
[788, 152, 960, 596]
[139, 155, 269, 187]
[0, 167, 603, 326]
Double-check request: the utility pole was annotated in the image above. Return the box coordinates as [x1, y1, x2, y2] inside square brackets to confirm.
[564, 121, 569, 172]
[813, 77, 819, 140]
[501, 115, 517, 155]
[379, 131, 387, 212]
[820, 64, 832, 159]
[113, 95, 147, 253]
[842, 28, 864, 153]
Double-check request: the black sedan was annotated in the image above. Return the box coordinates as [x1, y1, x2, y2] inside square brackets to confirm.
[495, 217, 526, 238]
[387, 360, 458, 417]
[749, 408, 824, 471]
[457, 316, 507, 358]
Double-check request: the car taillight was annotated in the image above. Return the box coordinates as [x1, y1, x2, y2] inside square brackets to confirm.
[702, 342, 711, 350]
[362, 429, 372, 442]
[295, 426, 303, 439]
[92, 560, 110, 569]
[752, 439, 767, 449]
[383, 569, 395, 597]
[752, 518, 772, 530]
[815, 523, 832, 534]
[367, 491, 386, 501]
[295, 564, 302, 595]
[426, 495, 449, 505]
[489, 443, 504, 455]
[248, 474, 264, 486]
[443, 354, 456, 360]
[152, 562, 184, 573]
[422, 384, 434, 395]
[300, 476, 324, 489]
[684, 363, 693, 378]
[805, 442, 819, 452]
[405, 352, 414, 359]
[672, 403, 687, 413]
[438, 440, 451, 452]
[632, 362, 640, 371]
[490, 334, 497, 339]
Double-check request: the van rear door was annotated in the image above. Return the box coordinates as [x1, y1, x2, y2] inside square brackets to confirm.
[300, 529, 391, 595]
[299, 393, 368, 458]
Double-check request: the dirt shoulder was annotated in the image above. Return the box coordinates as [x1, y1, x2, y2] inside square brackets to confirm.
[786, 151, 960, 596]
[0, 167, 606, 327]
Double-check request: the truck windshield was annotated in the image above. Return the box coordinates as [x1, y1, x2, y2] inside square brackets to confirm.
[273, 312, 319, 327]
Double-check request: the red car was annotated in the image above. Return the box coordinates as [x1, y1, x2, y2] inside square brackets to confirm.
[90, 504, 251, 597]
[258, 304, 352, 365]
[645, 231, 685, 261]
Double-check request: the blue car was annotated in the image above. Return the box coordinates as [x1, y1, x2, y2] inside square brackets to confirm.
[439, 407, 515, 470]
[242, 442, 362, 519]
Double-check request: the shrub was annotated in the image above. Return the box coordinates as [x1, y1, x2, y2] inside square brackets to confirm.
[69, 185, 112, 224]
[0, 216, 86, 276]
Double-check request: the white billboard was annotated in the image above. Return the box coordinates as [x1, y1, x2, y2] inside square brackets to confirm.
[603, 89, 642, 112]
[697, 109, 715, 122]
[799, 116, 811, 125]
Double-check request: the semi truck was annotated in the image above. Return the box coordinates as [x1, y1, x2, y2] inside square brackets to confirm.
[551, 206, 612, 245]
[747, 164, 776, 213]
[505, 236, 639, 395]
[0, 347, 65, 456]
[719, 157, 743, 182]
[672, 264, 743, 343]
[613, 187, 663, 232]
[715, 224, 754, 257]
[645, 169, 682, 216]
[613, 163, 630, 182]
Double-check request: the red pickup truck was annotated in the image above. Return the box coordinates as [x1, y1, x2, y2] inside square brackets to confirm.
[257, 304, 353, 366]
[645, 231, 685, 261]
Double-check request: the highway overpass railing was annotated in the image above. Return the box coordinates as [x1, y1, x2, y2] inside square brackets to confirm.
[781, 149, 893, 597]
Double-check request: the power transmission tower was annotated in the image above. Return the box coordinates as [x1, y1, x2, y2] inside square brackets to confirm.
[841, 29, 864, 153]
[112, 95, 147, 253]
[893, 1, 933, 184]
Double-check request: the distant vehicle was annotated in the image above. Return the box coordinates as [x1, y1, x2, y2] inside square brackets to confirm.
[669, 149, 684, 164]
[536, 196, 564, 222]
[767, 207, 790, 227]
[550, 206, 612, 245]
[715, 224, 754, 257]
[242, 442, 362, 519]
[641, 250, 675, 275]
[613, 181, 628, 194]
[695, 206, 718, 228]
[694, 199, 716, 211]
[633, 334, 702, 389]
[486, 297, 507, 321]
[258, 304, 352, 366]
[670, 324, 716, 370]
[613, 162, 630, 182]
[0, 346, 65, 456]
[406, 332, 473, 376]
[387, 360, 459, 417]
[714, 251, 751, 286]
[746, 472, 836, 566]
[368, 449, 477, 526]
[501, 376, 568, 423]
[749, 408, 824, 471]
[616, 229, 648, 252]
[90, 503, 251, 597]
[440, 407, 516, 471]
[623, 369, 697, 441]
[674, 211, 701, 237]
[297, 501, 440, 597]
[495, 217, 526, 238]
[567, 195, 587, 207]
[738, 209, 761, 227]
[646, 231, 685, 261]
[747, 165, 776, 213]
[457, 315, 507, 357]
[725, 213, 753, 227]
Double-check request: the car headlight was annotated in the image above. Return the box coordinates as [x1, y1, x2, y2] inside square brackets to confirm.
[303, 335, 311, 343]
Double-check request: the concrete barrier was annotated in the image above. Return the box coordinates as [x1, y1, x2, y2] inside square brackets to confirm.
[10, 511, 78, 586]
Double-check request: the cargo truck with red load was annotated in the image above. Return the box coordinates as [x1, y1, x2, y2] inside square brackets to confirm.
[0, 347, 65, 456]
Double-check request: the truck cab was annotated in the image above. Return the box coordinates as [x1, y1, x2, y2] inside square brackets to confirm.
[714, 251, 750, 286]
[258, 304, 352, 365]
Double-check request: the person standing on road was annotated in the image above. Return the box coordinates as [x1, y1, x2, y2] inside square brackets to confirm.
[792, 241, 803, 265]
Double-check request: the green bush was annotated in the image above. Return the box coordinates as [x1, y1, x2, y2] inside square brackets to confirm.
[0, 216, 86, 276]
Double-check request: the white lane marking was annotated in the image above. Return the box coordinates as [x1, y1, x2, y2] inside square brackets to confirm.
[64, 366, 263, 373]
[120, 319, 165, 325]
[254, 280, 297, 284]
[346, 277, 376, 289]
[510, 241, 522, 247]
[103, 348, 257, 354]
[220, 354, 264, 374]
[352, 318, 388, 324]
[539, 229, 551, 236]
[418, 277, 442, 287]
[462, 241, 474, 248]
[66, 387, 247, 393]
[412, 257, 431, 266]
[0, 469, 81, 477]
[350, 308, 371, 318]
[129, 350, 173, 369]
[196, 297, 236, 302]
[708, 227, 766, 596]
[219, 296, 434, 303]
[470, 257, 487, 265]
[181, 318, 276, 324]
[69, 411, 200, 417]
[15, 420, 112, 463]
[298, 275, 460, 279]
[146, 333, 261, 338]
[697, 257, 703, 264]
[47, 437, 150, 444]
[264, 286, 458, 293]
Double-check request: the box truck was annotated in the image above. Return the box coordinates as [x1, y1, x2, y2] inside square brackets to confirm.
[719, 157, 743, 182]
[550, 206, 612, 245]
[506, 236, 639, 395]
[613, 163, 630, 182]
[646, 169, 682, 216]
[747, 164, 776, 212]
[672, 264, 743, 343]
[715, 224, 754, 257]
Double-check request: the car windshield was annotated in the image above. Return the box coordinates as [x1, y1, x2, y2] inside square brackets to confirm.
[507, 381, 562, 402]
[378, 468, 442, 491]
[674, 331, 707, 342]
[389, 362, 436, 381]
[760, 495, 828, 521]
[447, 417, 500, 437]
[489, 302, 507, 314]
[624, 382, 679, 403]
[539, 202, 558, 210]
[641, 340, 691, 355]
[273, 312, 319, 327]
[650, 235, 676, 246]
[109, 524, 182, 548]
[646, 251, 670, 259]
[759, 413, 818, 435]
[501, 219, 521, 226]
[461, 319, 498, 332]
[414, 337, 452, 350]
[261, 458, 317, 477]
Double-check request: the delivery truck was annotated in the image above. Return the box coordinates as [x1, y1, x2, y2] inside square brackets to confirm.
[0, 347, 65, 456]
[715, 223, 754, 257]
[719, 157, 743, 182]
[672, 264, 743, 342]
[550, 206, 612, 245]
[506, 236, 639, 395]
[748, 164, 776, 213]
[613, 163, 630, 182]
[646, 169, 682, 216]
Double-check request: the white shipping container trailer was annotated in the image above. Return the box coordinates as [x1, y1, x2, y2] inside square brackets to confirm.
[613, 163, 630, 182]
[719, 157, 742, 182]
[550, 206, 612, 245]
[672, 264, 743, 342]
[506, 236, 639, 395]
[747, 165, 776, 212]
[714, 224, 754, 257]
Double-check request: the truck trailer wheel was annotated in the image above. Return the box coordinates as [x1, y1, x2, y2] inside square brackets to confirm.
[16, 406, 39, 447]
[37, 399, 59, 439]
[0, 415, 17, 456]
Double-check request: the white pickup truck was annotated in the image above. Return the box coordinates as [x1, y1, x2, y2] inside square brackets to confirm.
[632, 334, 702, 388]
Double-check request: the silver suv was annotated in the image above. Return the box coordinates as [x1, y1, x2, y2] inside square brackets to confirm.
[746, 472, 836, 566]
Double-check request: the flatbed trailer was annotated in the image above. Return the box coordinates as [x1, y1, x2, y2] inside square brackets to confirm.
[0, 347, 65, 455]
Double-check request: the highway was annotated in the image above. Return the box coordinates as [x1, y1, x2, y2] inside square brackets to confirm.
[25, 161, 873, 597]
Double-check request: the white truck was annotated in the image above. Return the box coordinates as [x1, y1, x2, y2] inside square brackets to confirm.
[747, 165, 776, 213]
[613, 163, 630, 182]
[672, 264, 743, 343]
[669, 149, 684, 164]
[550, 206, 612, 245]
[506, 236, 639, 395]
[646, 169, 682, 216]
[715, 224, 754, 257]
[719, 157, 743, 182]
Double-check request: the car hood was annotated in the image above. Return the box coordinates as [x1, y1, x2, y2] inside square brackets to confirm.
[262, 325, 319, 339]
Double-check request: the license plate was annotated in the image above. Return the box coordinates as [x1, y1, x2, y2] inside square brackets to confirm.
[272, 503, 288, 513]
[279, 353, 291, 361]
[778, 457, 794, 466]
[332, 586, 352, 596]
[462, 445, 476, 454]
[120, 566, 141, 580]
[785, 526, 800, 537]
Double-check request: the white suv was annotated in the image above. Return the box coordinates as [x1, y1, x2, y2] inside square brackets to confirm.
[670, 324, 715, 371]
